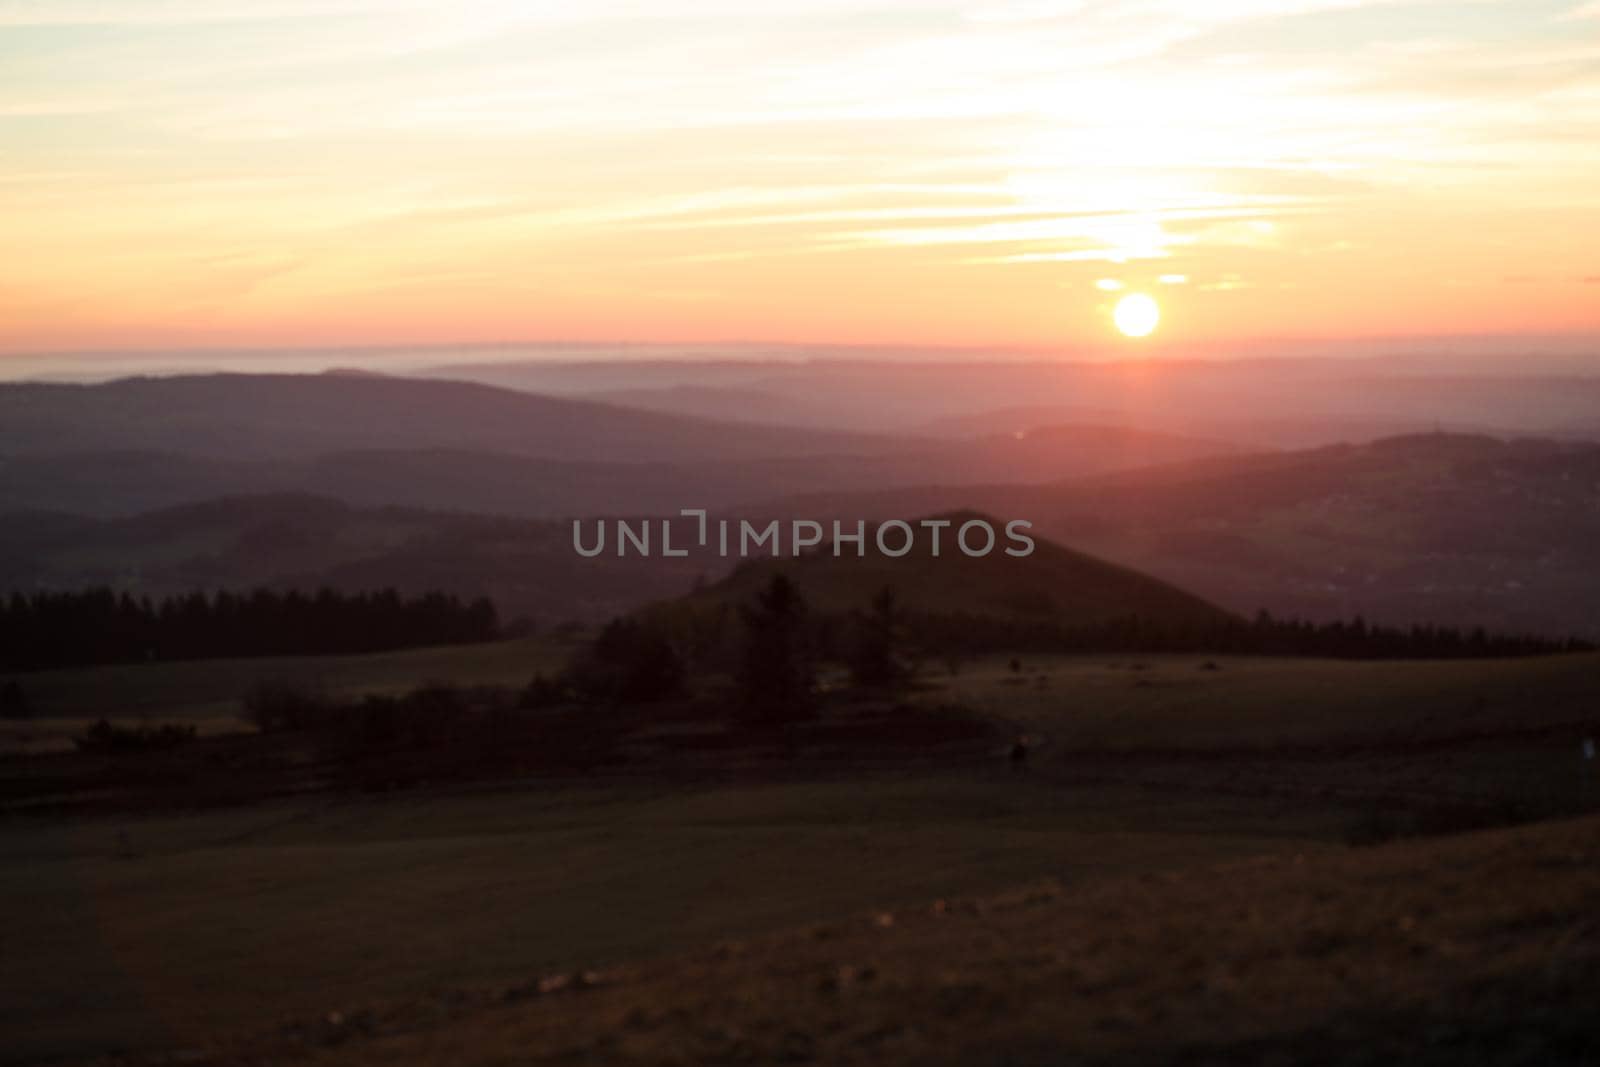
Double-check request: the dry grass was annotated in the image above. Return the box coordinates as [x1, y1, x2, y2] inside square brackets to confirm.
[5, 652, 1598, 1063]
[0, 775, 1339, 1063]
[161, 813, 1600, 1067]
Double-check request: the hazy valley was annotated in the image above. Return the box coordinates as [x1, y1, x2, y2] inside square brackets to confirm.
[3, 354, 1598, 1067]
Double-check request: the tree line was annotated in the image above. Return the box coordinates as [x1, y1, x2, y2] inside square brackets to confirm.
[0, 587, 499, 671]
[549, 580, 1593, 724]
[907, 609, 1594, 663]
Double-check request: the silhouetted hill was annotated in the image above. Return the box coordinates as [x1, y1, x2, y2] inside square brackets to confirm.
[679, 511, 1228, 626]
[1, 498, 1225, 632]
[7, 433, 1595, 636]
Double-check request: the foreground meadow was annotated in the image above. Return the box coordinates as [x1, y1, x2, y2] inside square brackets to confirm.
[2, 650, 1596, 1062]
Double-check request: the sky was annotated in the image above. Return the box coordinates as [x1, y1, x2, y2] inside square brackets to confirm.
[1, 0, 1598, 357]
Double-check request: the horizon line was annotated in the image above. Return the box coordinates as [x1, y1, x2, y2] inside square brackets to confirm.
[5, 328, 1600, 364]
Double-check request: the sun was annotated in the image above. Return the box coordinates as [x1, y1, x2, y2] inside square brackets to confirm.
[1113, 293, 1160, 338]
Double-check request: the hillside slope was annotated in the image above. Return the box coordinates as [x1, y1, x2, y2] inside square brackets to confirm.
[755, 434, 1600, 638]
[681, 512, 1228, 626]
[0, 424, 1238, 519]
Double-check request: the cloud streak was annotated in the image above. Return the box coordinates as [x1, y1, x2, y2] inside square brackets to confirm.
[1, 1, 1596, 350]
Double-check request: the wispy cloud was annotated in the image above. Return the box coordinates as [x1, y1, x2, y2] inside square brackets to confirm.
[1, 0, 1596, 349]
[0, 1, 414, 26]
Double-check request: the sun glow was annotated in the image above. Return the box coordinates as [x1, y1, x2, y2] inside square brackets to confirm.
[1, 3, 1598, 352]
[1113, 293, 1160, 338]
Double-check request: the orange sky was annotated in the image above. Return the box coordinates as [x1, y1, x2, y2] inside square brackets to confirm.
[2, 1, 1598, 356]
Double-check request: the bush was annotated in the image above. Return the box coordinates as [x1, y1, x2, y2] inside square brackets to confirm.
[242, 680, 333, 733]
[75, 719, 196, 753]
[315, 683, 596, 788]
[566, 618, 686, 705]
[332, 683, 480, 751]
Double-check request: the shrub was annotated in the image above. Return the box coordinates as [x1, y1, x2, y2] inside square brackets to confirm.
[566, 618, 686, 705]
[75, 719, 196, 753]
[333, 683, 478, 751]
[241, 680, 333, 733]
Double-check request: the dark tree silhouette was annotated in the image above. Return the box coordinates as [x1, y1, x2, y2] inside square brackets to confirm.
[737, 574, 815, 723]
[849, 585, 909, 689]
[0, 587, 499, 670]
[567, 618, 686, 704]
[901, 608, 1590, 661]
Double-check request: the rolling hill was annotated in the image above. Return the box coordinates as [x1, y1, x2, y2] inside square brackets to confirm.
[0, 373, 906, 463]
[0, 424, 1240, 520]
[0, 500, 1229, 634]
[7, 433, 1597, 639]
[752, 434, 1600, 639]
[0, 373, 1241, 518]
[421, 354, 1600, 443]
[675, 511, 1229, 626]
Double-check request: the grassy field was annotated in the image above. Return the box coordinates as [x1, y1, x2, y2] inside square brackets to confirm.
[0, 635, 573, 754]
[0, 775, 1346, 1063]
[10, 637, 1595, 755]
[2, 651, 1597, 1062]
[281, 812, 1600, 1067]
[940, 651, 1600, 748]
[944, 653, 1600, 822]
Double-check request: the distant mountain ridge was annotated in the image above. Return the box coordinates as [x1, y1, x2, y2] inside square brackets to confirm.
[0, 496, 1228, 633]
[418, 355, 1600, 443]
[4, 431, 1596, 638]
[0, 373, 1242, 518]
[4, 369, 1596, 638]
[0, 373, 907, 462]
